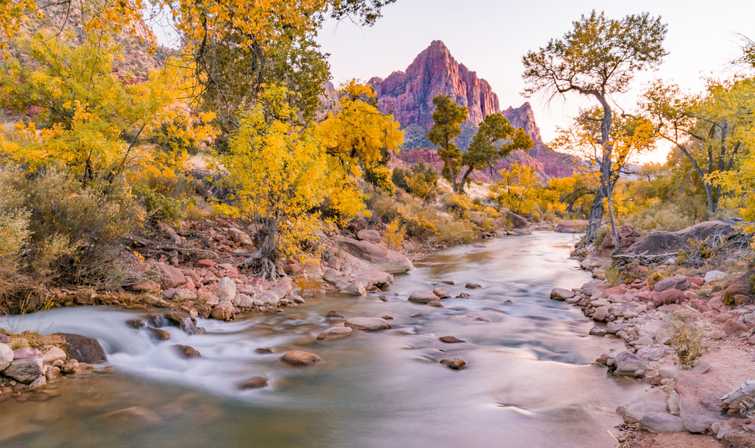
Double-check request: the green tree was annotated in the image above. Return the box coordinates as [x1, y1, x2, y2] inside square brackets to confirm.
[522, 10, 667, 244]
[428, 95, 467, 191]
[459, 113, 532, 193]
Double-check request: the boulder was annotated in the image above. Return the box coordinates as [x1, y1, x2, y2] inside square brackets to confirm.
[624, 220, 734, 256]
[41, 347, 67, 365]
[356, 229, 382, 243]
[654, 275, 689, 292]
[345, 317, 391, 331]
[147, 328, 171, 341]
[164, 311, 201, 335]
[156, 262, 187, 289]
[238, 376, 268, 390]
[281, 351, 321, 367]
[4, 357, 44, 384]
[163, 288, 197, 301]
[720, 380, 755, 417]
[704, 270, 727, 284]
[550, 288, 575, 301]
[432, 288, 450, 299]
[216, 277, 237, 302]
[173, 344, 201, 359]
[56, 333, 107, 363]
[211, 301, 237, 321]
[611, 351, 646, 377]
[651, 288, 687, 308]
[408, 291, 437, 304]
[126, 280, 161, 294]
[316, 326, 353, 341]
[336, 237, 413, 274]
[505, 210, 529, 229]
[0, 342, 13, 371]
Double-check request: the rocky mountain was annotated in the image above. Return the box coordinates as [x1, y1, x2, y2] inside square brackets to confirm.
[369, 40, 578, 178]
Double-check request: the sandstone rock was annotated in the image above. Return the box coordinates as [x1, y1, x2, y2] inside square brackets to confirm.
[0, 343, 13, 371]
[432, 288, 450, 299]
[45, 365, 62, 381]
[439, 336, 465, 344]
[156, 262, 186, 289]
[356, 229, 382, 243]
[408, 291, 437, 304]
[238, 376, 268, 390]
[57, 333, 106, 363]
[316, 326, 353, 341]
[612, 351, 646, 377]
[281, 351, 321, 367]
[211, 301, 237, 321]
[12, 347, 39, 360]
[704, 270, 727, 284]
[550, 288, 575, 301]
[345, 317, 391, 332]
[335, 237, 413, 274]
[41, 347, 66, 365]
[173, 344, 201, 359]
[654, 275, 689, 292]
[216, 277, 237, 302]
[147, 328, 171, 341]
[4, 357, 44, 384]
[233, 293, 255, 308]
[163, 288, 197, 301]
[440, 358, 466, 370]
[651, 288, 687, 308]
[127, 279, 161, 294]
[228, 227, 253, 246]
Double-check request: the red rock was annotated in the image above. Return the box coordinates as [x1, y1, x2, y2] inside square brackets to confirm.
[196, 259, 216, 268]
[156, 262, 186, 289]
[651, 288, 687, 308]
[128, 280, 161, 294]
[688, 276, 704, 288]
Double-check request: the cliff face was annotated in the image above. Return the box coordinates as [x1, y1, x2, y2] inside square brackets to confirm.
[371, 40, 578, 178]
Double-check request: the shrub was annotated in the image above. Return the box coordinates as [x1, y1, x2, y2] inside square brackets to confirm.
[435, 219, 477, 245]
[669, 315, 703, 368]
[384, 218, 405, 249]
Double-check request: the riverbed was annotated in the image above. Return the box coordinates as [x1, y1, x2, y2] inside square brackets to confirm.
[0, 232, 647, 448]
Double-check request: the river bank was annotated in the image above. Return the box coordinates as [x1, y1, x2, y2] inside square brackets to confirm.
[556, 222, 754, 448]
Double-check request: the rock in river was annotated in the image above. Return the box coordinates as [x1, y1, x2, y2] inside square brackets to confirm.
[238, 376, 268, 390]
[345, 317, 391, 331]
[56, 333, 107, 363]
[439, 336, 465, 344]
[281, 351, 321, 367]
[4, 357, 44, 384]
[0, 342, 13, 371]
[408, 291, 437, 304]
[317, 326, 353, 341]
[550, 288, 575, 301]
[173, 344, 202, 359]
[440, 358, 466, 370]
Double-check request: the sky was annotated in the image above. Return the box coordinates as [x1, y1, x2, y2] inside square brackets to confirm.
[317, 0, 754, 163]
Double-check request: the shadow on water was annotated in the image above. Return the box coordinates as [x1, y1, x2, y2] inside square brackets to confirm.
[0, 232, 642, 448]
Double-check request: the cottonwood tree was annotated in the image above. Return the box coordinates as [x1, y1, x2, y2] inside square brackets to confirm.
[458, 113, 532, 193]
[522, 10, 667, 243]
[642, 78, 753, 215]
[553, 108, 656, 243]
[428, 95, 468, 191]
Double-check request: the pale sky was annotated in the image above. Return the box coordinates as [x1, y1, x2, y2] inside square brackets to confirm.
[318, 0, 754, 163]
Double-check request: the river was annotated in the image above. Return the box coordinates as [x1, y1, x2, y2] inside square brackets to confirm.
[0, 232, 645, 448]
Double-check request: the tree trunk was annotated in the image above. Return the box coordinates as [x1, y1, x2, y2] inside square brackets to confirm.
[457, 166, 474, 193]
[585, 189, 604, 242]
[585, 93, 614, 244]
[245, 217, 279, 279]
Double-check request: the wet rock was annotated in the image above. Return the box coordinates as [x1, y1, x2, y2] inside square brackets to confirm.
[101, 406, 163, 427]
[4, 357, 44, 384]
[429, 300, 443, 308]
[432, 288, 450, 299]
[611, 351, 646, 377]
[465, 283, 482, 289]
[173, 344, 201, 359]
[345, 317, 391, 331]
[335, 237, 413, 274]
[238, 376, 268, 390]
[254, 347, 273, 354]
[45, 365, 62, 381]
[164, 311, 201, 335]
[280, 351, 321, 367]
[216, 277, 237, 302]
[211, 301, 237, 321]
[126, 319, 145, 329]
[439, 336, 465, 344]
[408, 291, 437, 304]
[147, 328, 171, 341]
[356, 229, 382, 243]
[592, 306, 610, 322]
[0, 343, 13, 371]
[654, 275, 689, 292]
[316, 326, 353, 341]
[440, 358, 466, 370]
[704, 270, 727, 284]
[325, 310, 344, 319]
[456, 292, 471, 299]
[41, 347, 66, 365]
[146, 314, 169, 327]
[720, 380, 755, 417]
[56, 333, 107, 364]
[589, 326, 607, 337]
[550, 288, 575, 301]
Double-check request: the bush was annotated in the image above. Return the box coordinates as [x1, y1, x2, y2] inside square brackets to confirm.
[669, 315, 703, 368]
[384, 218, 405, 249]
[626, 204, 695, 231]
[435, 219, 477, 245]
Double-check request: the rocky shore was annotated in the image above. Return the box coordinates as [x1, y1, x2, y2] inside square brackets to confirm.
[552, 221, 754, 447]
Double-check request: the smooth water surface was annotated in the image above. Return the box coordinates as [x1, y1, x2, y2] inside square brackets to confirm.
[0, 232, 643, 448]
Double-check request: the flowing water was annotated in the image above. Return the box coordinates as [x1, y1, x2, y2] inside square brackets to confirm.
[0, 232, 646, 448]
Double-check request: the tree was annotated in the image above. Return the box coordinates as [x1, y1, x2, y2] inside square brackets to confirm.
[642, 78, 754, 215]
[317, 81, 404, 192]
[522, 10, 667, 243]
[458, 113, 532, 193]
[553, 108, 655, 242]
[428, 95, 467, 191]
[490, 163, 541, 218]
